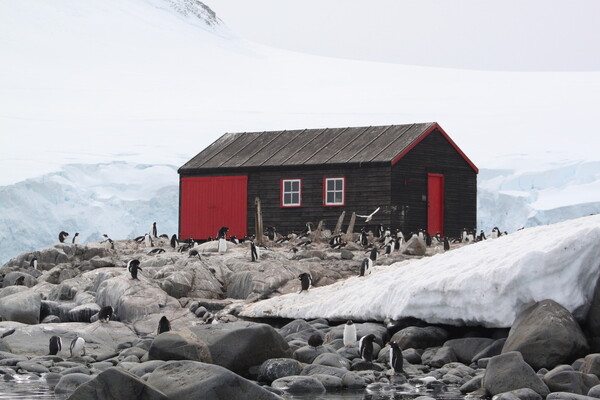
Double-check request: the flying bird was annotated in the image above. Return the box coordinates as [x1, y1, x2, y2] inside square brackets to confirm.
[357, 207, 380, 223]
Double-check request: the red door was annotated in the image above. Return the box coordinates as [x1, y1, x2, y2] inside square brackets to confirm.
[427, 173, 444, 236]
[180, 176, 247, 240]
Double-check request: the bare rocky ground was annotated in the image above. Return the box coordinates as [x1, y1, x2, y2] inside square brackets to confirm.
[0, 233, 599, 400]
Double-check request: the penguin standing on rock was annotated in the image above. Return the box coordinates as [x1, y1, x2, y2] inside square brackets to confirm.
[151, 222, 157, 238]
[359, 258, 372, 277]
[72, 233, 79, 244]
[58, 231, 69, 243]
[389, 341, 404, 374]
[369, 248, 378, 262]
[127, 259, 142, 280]
[298, 273, 312, 293]
[70, 337, 85, 358]
[97, 306, 113, 323]
[157, 316, 171, 335]
[343, 320, 357, 347]
[250, 241, 259, 262]
[144, 233, 153, 248]
[30, 257, 38, 270]
[48, 336, 62, 356]
[443, 237, 450, 251]
[359, 334, 376, 362]
[170, 234, 178, 249]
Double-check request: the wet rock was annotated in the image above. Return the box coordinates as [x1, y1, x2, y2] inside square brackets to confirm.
[294, 345, 337, 363]
[54, 373, 95, 397]
[503, 300, 589, 370]
[313, 352, 351, 369]
[0, 290, 41, 324]
[472, 338, 506, 362]
[391, 326, 448, 349]
[16, 361, 49, 374]
[272, 375, 326, 394]
[301, 364, 349, 379]
[311, 373, 344, 390]
[543, 365, 599, 395]
[342, 371, 368, 388]
[68, 367, 167, 400]
[259, 358, 303, 384]
[279, 319, 321, 342]
[423, 346, 457, 368]
[444, 337, 494, 364]
[482, 351, 550, 397]
[492, 388, 542, 400]
[460, 375, 483, 393]
[148, 331, 212, 363]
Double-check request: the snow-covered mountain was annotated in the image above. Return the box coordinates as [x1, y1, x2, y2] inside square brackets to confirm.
[0, 0, 598, 263]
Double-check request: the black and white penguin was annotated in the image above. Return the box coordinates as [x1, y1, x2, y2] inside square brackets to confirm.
[298, 272, 312, 293]
[375, 224, 384, 238]
[103, 234, 114, 250]
[360, 230, 369, 247]
[58, 231, 69, 243]
[127, 259, 142, 280]
[491, 227, 500, 239]
[217, 226, 229, 239]
[265, 226, 276, 241]
[425, 232, 432, 247]
[369, 248, 378, 262]
[147, 248, 166, 255]
[389, 341, 404, 374]
[298, 239, 311, 247]
[329, 235, 342, 248]
[229, 235, 240, 245]
[14, 275, 25, 286]
[477, 230, 487, 241]
[343, 320, 357, 347]
[170, 234, 178, 248]
[98, 305, 113, 323]
[384, 242, 393, 256]
[218, 237, 227, 253]
[308, 333, 324, 349]
[358, 334, 376, 362]
[144, 233, 153, 248]
[359, 258, 372, 277]
[157, 316, 171, 335]
[48, 335, 62, 356]
[250, 241, 259, 262]
[72, 233, 79, 244]
[299, 222, 314, 239]
[70, 337, 85, 358]
[443, 237, 450, 251]
[30, 257, 38, 270]
[151, 222, 157, 238]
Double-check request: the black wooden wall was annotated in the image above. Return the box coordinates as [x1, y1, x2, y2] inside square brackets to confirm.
[391, 129, 477, 238]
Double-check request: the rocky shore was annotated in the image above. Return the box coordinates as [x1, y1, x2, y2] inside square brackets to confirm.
[0, 219, 599, 399]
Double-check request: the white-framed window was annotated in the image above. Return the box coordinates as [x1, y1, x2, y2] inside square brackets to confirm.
[324, 177, 345, 206]
[281, 179, 302, 207]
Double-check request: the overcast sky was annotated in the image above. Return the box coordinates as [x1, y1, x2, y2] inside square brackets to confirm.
[209, 0, 600, 71]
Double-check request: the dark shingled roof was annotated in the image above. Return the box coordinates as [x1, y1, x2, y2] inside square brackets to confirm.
[179, 122, 477, 173]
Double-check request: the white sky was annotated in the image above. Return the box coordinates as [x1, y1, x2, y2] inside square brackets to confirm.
[209, 0, 600, 71]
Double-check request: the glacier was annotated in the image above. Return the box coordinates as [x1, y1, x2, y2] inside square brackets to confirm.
[240, 214, 600, 327]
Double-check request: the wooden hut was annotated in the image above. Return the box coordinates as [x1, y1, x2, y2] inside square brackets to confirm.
[178, 122, 478, 240]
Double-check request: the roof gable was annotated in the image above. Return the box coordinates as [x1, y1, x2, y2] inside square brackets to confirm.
[179, 122, 478, 173]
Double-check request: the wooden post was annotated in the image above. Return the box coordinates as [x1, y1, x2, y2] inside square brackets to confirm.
[334, 211, 345, 235]
[345, 212, 356, 242]
[313, 220, 324, 243]
[254, 197, 263, 246]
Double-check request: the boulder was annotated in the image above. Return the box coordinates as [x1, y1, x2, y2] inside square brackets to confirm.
[472, 338, 506, 362]
[47, 283, 77, 301]
[272, 376, 326, 394]
[324, 322, 388, 346]
[422, 346, 457, 368]
[588, 384, 600, 398]
[148, 331, 212, 363]
[188, 321, 290, 377]
[293, 345, 337, 364]
[482, 351, 550, 397]
[278, 319, 321, 342]
[312, 353, 352, 370]
[68, 303, 101, 322]
[492, 388, 542, 400]
[503, 300, 589, 370]
[2, 272, 37, 288]
[390, 326, 448, 349]
[301, 364, 350, 379]
[147, 360, 280, 400]
[54, 373, 95, 397]
[67, 367, 167, 400]
[444, 337, 494, 364]
[581, 354, 600, 379]
[259, 358, 303, 383]
[0, 290, 41, 324]
[547, 393, 599, 400]
[543, 365, 600, 395]
[402, 236, 426, 256]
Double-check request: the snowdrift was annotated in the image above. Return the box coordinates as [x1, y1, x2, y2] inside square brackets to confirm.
[240, 215, 600, 327]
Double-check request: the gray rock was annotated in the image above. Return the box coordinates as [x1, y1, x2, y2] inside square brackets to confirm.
[460, 375, 483, 393]
[324, 322, 388, 346]
[582, 354, 600, 378]
[147, 360, 279, 400]
[342, 371, 368, 388]
[119, 347, 147, 359]
[547, 393, 599, 400]
[41, 315, 61, 324]
[403, 236, 427, 256]
[68, 367, 167, 400]
[16, 361, 49, 374]
[272, 375, 326, 394]
[493, 388, 542, 400]
[403, 348, 422, 364]
[188, 321, 290, 377]
[54, 373, 95, 397]
[2, 272, 37, 288]
[391, 326, 448, 349]
[0, 290, 41, 324]
[313, 353, 351, 369]
[311, 374, 344, 390]
[148, 331, 211, 363]
[68, 303, 101, 322]
[444, 337, 494, 364]
[259, 358, 302, 383]
[127, 360, 167, 377]
[543, 365, 599, 395]
[337, 345, 360, 360]
[48, 283, 77, 301]
[61, 366, 92, 375]
[294, 345, 337, 363]
[340, 250, 354, 260]
[472, 338, 506, 362]
[423, 346, 457, 368]
[482, 351, 550, 397]
[588, 384, 600, 398]
[301, 364, 349, 379]
[503, 300, 589, 370]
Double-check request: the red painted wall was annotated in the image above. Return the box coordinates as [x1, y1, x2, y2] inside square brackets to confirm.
[180, 175, 248, 239]
[427, 173, 444, 236]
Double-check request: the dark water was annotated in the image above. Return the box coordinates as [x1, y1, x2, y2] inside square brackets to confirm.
[0, 374, 55, 399]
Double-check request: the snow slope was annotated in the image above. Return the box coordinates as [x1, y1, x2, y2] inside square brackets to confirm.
[240, 214, 600, 327]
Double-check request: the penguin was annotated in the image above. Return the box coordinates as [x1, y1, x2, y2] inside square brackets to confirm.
[157, 316, 171, 335]
[375, 224, 384, 238]
[389, 341, 404, 374]
[298, 272, 312, 293]
[72, 233, 79, 244]
[159, 234, 169, 239]
[329, 235, 342, 248]
[188, 249, 200, 259]
[359, 258, 372, 277]
[30, 257, 38, 270]
[358, 334, 376, 362]
[425, 232, 432, 247]
[144, 233, 153, 248]
[69, 337, 85, 358]
[265, 226, 276, 241]
[384, 242, 393, 256]
[433, 232, 442, 243]
[217, 226, 229, 239]
[230, 235, 240, 245]
[461, 228, 469, 242]
[417, 230, 425, 240]
[127, 259, 142, 280]
[491, 227, 500, 239]
[299, 222, 314, 239]
[369, 248, 378, 262]
[359, 230, 369, 247]
[58, 231, 69, 243]
[343, 320, 357, 347]
[134, 236, 145, 243]
[218, 238, 227, 253]
[14, 276, 25, 286]
[298, 239, 311, 247]
[477, 230, 487, 241]
[250, 241, 259, 262]
[443, 237, 450, 251]
[308, 333, 323, 349]
[97, 305, 113, 323]
[103, 234, 114, 250]
[48, 335, 62, 356]
[170, 234, 178, 248]
[147, 248, 166, 255]
[151, 222, 157, 238]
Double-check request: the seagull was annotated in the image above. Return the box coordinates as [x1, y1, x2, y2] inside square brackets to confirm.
[357, 207, 380, 223]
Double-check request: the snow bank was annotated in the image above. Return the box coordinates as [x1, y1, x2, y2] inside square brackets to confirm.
[240, 215, 600, 327]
